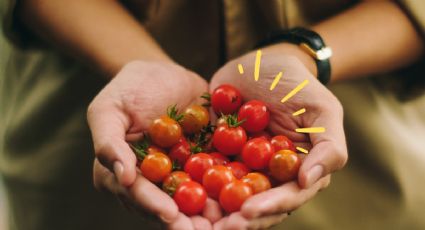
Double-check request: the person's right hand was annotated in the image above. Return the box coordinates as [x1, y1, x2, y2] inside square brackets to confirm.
[87, 61, 215, 230]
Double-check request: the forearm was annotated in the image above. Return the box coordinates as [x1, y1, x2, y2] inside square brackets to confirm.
[314, 0, 423, 81]
[19, 0, 171, 76]
[270, 1, 424, 82]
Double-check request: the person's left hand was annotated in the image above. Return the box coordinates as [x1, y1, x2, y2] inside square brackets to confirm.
[208, 45, 347, 229]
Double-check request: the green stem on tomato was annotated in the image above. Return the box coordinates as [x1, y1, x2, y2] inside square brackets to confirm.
[201, 92, 211, 107]
[167, 104, 184, 122]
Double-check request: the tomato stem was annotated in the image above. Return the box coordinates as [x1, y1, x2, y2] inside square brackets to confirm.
[223, 114, 245, 128]
[130, 143, 147, 160]
[167, 105, 184, 122]
[172, 160, 181, 171]
[129, 135, 150, 160]
[201, 92, 211, 107]
[190, 122, 214, 149]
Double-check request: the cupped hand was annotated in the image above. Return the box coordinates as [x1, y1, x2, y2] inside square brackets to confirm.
[87, 61, 214, 229]
[209, 47, 348, 229]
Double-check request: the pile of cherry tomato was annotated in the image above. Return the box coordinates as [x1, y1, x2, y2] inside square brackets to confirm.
[131, 84, 302, 216]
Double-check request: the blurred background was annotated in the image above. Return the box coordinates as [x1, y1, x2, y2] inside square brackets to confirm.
[0, 179, 7, 230]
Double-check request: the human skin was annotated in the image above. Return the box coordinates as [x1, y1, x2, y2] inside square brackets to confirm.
[17, 0, 424, 229]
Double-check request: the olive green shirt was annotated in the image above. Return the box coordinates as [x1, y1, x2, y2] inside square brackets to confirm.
[1, 0, 425, 229]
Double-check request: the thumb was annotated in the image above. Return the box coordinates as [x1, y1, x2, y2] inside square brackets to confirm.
[87, 102, 137, 186]
[298, 103, 347, 189]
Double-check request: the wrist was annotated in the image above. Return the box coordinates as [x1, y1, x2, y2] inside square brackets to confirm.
[263, 43, 318, 77]
[104, 48, 174, 78]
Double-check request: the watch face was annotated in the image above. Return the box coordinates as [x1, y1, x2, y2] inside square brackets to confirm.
[316, 47, 333, 60]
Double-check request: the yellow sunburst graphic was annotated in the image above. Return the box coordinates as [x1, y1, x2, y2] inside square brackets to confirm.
[237, 50, 328, 154]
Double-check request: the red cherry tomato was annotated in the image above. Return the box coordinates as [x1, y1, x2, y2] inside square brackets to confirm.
[180, 105, 210, 134]
[140, 151, 172, 183]
[219, 180, 253, 213]
[149, 115, 182, 148]
[270, 135, 296, 152]
[237, 100, 270, 133]
[241, 138, 274, 170]
[241, 172, 271, 194]
[169, 138, 192, 168]
[174, 181, 207, 216]
[202, 165, 235, 199]
[269, 150, 301, 182]
[213, 124, 247, 155]
[211, 84, 243, 115]
[249, 131, 271, 140]
[184, 153, 214, 183]
[162, 171, 191, 196]
[209, 152, 230, 165]
[226, 162, 251, 179]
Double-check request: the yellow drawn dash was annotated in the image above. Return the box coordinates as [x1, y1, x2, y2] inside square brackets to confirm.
[254, 50, 262, 81]
[295, 127, 326, 133]
[296, 147, 309, 154]
[281, 79, 309, 103]
[292, 108, 306, 116]
[269, 71, 283, 91]
[238, 64, 244, 74]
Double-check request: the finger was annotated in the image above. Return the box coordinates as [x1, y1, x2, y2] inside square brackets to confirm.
[191, 216, 213, 230]
[94, 160, 179, 224]
[167, 213, 195, 230]
[128, 175, 179, 223]
[241, 176, 330, 219]
[221, 212, 249, 230]
[125, 132, 144, 142]
[203, 198, 223, 223]
[212, 216, 227, 230]
[87, 102, 137, 186]
[298, 103, 348, 188]
[93, 159, 126, 195]
[247, 213, 288, 230]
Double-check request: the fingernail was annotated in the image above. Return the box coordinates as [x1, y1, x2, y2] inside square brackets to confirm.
[159, 214, 173, 224]
[305, 165, 324, 188]
[113, 161, 124, 184]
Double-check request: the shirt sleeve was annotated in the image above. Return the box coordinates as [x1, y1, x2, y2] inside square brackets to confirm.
[397, 0, 425, 38]
[1, 0, 42, 48]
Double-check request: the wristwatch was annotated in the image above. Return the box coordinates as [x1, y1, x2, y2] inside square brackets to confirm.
[256, 27, 332, 85]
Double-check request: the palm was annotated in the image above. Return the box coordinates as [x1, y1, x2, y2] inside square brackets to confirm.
[96, 61, 208, 133]
[88, 61, 213, 229]
[209, 50, 347, 229]
[210, 51, 343, 152]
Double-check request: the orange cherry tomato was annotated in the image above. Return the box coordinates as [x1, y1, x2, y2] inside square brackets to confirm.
[147, 145, 164, 154]
[148, 115, 182, 148]
[162, 171, 192, 196]
[219, 180, 253, 213]
[269, 150, 301, 183]
[140, 151, 172, 183]
[202, 165, 235, 199]
[241, 172, 271, 194]
[180, 105, 210, 134]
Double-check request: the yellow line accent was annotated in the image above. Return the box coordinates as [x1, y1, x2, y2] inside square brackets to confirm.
[296, 147, 309, 154]
[254, 50, 262, 81]
[281, 79, 309, 103]
[238, 64, 244, 74]
[292, 108, 306, 116]
[269, 72, 283, 91]
[295, 127, 326, 133]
